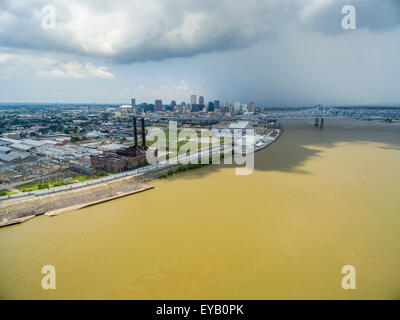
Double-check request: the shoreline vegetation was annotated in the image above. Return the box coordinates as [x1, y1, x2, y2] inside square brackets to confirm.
[159, 154, 225, 179]
[16, 174, 92, 193]
[0, 174, 94, 195]
[160, 163, 207, 179]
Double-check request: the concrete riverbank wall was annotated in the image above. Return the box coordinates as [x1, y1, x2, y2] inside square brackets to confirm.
[0, 163, 184, 228]
[0, 175, 153, 228]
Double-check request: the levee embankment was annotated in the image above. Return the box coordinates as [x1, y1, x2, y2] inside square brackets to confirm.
[0, 175, 153, 228]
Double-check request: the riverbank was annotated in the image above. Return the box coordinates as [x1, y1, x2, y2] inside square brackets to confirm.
[0, 159, 193, 228]
[0, 175, 154, 228]
[0, 130, 282, 228]
[44, 185, 154, 217]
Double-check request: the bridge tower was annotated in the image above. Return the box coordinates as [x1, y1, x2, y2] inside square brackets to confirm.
[319, 105, 325, 129]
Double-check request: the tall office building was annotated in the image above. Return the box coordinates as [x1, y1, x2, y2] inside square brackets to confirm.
[214, 100, 220, 109]
[131, 99, 136, 113]
[208, 101, 214, 112]
[178, 102, 185, 114]
[199, 96, 204, 106]
[190, 95, 196, 106]
[155, 99, 163, 112]
[234, 102, 241, 113]
[148, 104, 155, 112]
[183, 103, 190, 114]
[248, 102, 255, 113]
[171, 100, 176, 109]
[222, 101, 228, 113]
[193, 105, 203, 112]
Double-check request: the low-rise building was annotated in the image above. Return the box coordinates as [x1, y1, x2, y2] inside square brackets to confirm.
[22, 139, 57, 148]
[0, 146, 11, 154]
[0, 151, 33, 163]
[99, 143, 123, 152]
[70, 158, 92, 175]
[91, 151, 146, 174]
[0, 137, 20, 145]
[10, 143, 35, 152]
[228, 121, 250, 130]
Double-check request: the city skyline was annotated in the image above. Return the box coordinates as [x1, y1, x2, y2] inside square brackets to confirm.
[125, 95, 261, 115]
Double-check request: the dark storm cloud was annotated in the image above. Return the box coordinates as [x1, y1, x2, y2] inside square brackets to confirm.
[0, 0, 278, 63]
[0, 0, 397, 64]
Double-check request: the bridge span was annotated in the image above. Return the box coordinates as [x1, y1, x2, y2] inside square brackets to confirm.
[261, 106, 400, 120]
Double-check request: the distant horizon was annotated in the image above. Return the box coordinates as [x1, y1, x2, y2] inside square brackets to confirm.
[1, 102, 400, 109]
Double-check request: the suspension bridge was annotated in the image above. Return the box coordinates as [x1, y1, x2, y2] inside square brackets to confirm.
[260, 106, 400, 128]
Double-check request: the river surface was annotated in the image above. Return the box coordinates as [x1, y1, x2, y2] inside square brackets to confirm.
[1, 119, 400, 299]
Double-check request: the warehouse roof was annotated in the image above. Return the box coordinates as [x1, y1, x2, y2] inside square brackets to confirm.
[0, 151, 29, 162]
[0, 146, 11, 153]
[22, 139, 57, 147]
[10, 143, 34, 152]
[228, 121, 249, 129]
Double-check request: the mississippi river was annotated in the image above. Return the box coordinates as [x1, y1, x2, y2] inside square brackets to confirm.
[1, 119, 400, 299]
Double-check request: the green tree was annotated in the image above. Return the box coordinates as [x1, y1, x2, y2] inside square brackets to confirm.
[38, 182, 49, 190]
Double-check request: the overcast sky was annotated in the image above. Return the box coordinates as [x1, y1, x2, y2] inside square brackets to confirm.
[0, 0, 399, 107]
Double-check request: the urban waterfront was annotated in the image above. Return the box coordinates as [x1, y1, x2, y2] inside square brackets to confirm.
[1, 119, 400, 299]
